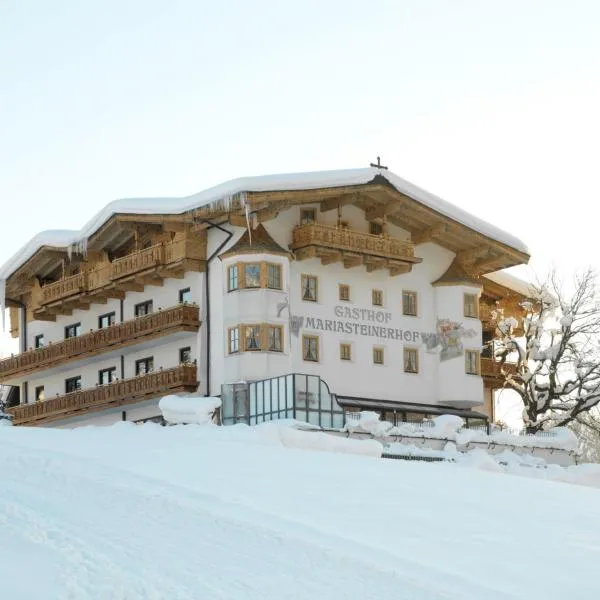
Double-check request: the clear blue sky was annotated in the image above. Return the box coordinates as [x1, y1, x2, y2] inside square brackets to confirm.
[1, 0, 599, 277]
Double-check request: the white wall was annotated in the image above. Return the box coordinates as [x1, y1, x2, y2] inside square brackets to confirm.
[208, 205, 486, 408]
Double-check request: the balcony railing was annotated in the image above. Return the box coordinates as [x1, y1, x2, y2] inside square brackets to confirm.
[291, 223, 416, 261]
[36, 237, 205, 311]
[41, 272, 87, 304]
[110, 243, 165, 281]
[481, 357, 518, 381]
[0, 305, 200, 381]
[7, 364, 198, 426]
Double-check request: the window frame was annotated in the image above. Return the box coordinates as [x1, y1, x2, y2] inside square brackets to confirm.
[267, 325, 283, 352]
[338, 284, 350, 302]
[64, 322, 81, 339]
[228, 327, 240, 354]
[179, 346, 192, 364]
[369, 221, 383, 236]
[98, 312, 116, 329]
[373, 346, 384, 365]
[404, 347, 419, 374]
[34, 385, 44, 402]
[266, 263, 282, 290]
[98, 367, 117, 385]
[228, 264, 239, 291]
[340, 343, 352, 361]
[243, 263, 261, 289]
[301, 274, 318, 302]
[402, 291, 418, 317]
[134, 300, 153, 318]
[135, 357, 154, 376]
[372, 289, 383, 307]
[65, 375, 82, 394]
[302, 334, 319, 362]
[244, 325, 262, 351]
[179, 288, 192, 304]
[34, 334, 45, 349]
[465, 350, 480, 375]
[464, 293, 479, 318]
[300, 208, 316, 225]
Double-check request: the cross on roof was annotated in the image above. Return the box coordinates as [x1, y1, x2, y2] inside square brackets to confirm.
[369, 156, 388, 170]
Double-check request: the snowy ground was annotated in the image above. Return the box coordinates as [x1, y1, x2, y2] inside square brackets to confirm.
[1, 422, 599, 600]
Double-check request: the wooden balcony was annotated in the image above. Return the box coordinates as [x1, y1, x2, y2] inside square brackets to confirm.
[291, 223, 421, 275]
[34, 236, 205, 318]
[0, 305, 200, 381]
[6, 364, 198, 426]
[481, 357, 517, 387]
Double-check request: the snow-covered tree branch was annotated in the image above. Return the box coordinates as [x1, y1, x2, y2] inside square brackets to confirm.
[493, 268, 600, 433]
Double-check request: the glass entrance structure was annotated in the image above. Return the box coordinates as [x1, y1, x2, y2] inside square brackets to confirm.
[221, 373, 345, 428]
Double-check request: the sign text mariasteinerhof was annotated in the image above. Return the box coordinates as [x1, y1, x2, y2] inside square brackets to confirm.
[288, 304, 478, 361]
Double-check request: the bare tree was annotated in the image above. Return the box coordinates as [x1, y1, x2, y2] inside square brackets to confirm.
[570, 409, 600, 463]
[494, 268, 600, 433]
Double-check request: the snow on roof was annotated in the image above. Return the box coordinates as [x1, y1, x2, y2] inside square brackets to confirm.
[484, 270, 534, 297]
[0, 167, 529, 283]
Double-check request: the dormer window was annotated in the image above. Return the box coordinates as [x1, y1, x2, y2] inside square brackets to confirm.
[300, 209, 316, 225]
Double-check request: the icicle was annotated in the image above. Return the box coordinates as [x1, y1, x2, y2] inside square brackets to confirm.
[0, 278, 5, 333]
[241, 192, 252, 245]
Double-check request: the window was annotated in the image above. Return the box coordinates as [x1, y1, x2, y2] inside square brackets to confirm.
[300, 208, 316, 225]
[34, 334, 45, 349]
[338, 284, 350, 302]
[301, 275, 318, 302]
[373, 347, 384, 365]
[267, 264, 282, 290]
[64, 323, 81, 339]
[228, 265, 239, 291]
[135, 301, 153, 317]
[179, 347, 192, 363]
[465, 350, 480, 375]
[228, 327, 240, 354]
[98, 312, 116, 329]
[244, 264, 261, 288]
[244, 325, 261, 351]
[372, 289, 383, 306]
[35, 385, 45, 402]
[464, 293, 479, 318]
[369, 221, 383, 235]
[340, 343, 351, 361]
[404, 348, 419, 373]
[303, 335, 319, 362]
[135, 357, 154, 375]
[402, 291, 418, 316]
[179, 288, 192, 304]
[65, 376, 82, 393]
[98, 367, 116, 385]
[267, 326, 283, 352]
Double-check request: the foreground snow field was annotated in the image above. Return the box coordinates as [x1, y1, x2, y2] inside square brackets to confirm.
[1, 423, 599, 600]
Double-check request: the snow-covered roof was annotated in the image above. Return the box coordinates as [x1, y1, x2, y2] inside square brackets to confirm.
[0, 167, 529, 283]
[484, 270, 534, 297]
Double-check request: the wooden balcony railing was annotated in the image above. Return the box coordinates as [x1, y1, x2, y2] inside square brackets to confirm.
[110, 243, 166, 281]
[481, 357, 518, 381]
[36, 237, 205, 313]
[291, 223, 416, 261]
[7, 364, 198, 426]
[0, 304, 200, 381]
[41, 272, 87, 304]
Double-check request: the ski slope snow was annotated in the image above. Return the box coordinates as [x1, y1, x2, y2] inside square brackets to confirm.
[1, 422, 599, 600]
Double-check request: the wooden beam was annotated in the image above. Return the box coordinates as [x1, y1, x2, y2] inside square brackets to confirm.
[456, 245, 491, 264]
[319, 193, 360, 213]
[32, 312, 56, 322]
[365, 200, 404, 222]
[364, 257, 387, 273]
[316, 250, 342, 266]
[229, 214, 247, 227]
[472, 252, 502, 273]
[255, 206, 279, 223]
[389, 263, 412, 276]
[412, 223, 448, 245]
[342, 253, 363, 269]
[294, 247, 316, 261]
[114, 281, 145, 292]
[103, 289, 126, 300]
